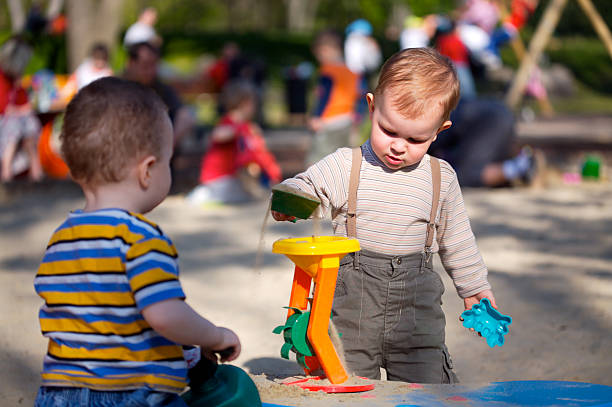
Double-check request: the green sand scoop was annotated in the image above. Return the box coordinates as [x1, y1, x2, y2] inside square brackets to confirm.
[271, 184, 321, 220]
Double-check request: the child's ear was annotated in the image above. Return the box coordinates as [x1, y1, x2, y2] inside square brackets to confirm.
[432, 120, 452, 143]
[437, 120, 452, 134]
[137, 155, 157, 189]
[366, 93, 375, 114]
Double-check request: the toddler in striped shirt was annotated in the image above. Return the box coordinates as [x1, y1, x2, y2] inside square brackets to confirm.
[34, 77, 240, 406]
[272, 48, 497, 383]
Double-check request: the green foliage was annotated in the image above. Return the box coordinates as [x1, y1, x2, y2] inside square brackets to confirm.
[407, 0, 456, 17]
[550, 81, 612, 115]
[314, 0, 392, 33]
[161, 30, 313, 78]
[546, 36, 612, 94]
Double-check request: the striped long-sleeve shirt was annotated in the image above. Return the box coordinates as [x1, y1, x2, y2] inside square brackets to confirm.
[284, 141, 490, 298]
[34, 209, 188, 394]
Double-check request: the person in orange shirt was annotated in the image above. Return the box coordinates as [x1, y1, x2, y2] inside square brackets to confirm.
[308, 30, 359, 165]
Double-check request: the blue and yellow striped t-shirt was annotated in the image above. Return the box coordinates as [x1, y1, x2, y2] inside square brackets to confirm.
[34, 208, 188, 394]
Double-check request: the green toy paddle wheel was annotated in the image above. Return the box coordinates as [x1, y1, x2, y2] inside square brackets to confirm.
[273, 307, 316, 369]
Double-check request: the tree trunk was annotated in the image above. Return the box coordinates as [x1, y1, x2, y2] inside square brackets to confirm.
[284, 0, 320, 33]
[6, 0, 25, 33]
[65, 0, 122, 72]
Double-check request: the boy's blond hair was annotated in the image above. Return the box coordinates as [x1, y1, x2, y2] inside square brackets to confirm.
[61, 77, 168, 185]
[374, 47, 460, 123]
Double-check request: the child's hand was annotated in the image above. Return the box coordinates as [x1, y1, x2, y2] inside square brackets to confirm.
[462, 289, 497, 311]
[210, 327, 241, 363]
[460, 289, 497, 335]
[271, 210, 296, 222]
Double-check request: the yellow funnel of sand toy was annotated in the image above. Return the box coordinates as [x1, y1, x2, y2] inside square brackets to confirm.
[272, 236, 360, 384]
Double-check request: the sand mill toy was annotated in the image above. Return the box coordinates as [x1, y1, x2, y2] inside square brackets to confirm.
[270, 186, 373, 393]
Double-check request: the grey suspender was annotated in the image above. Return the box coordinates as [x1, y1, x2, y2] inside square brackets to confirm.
[346, 147, 441, 253]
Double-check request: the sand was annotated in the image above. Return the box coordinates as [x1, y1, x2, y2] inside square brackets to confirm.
[1, 180, 611, 405]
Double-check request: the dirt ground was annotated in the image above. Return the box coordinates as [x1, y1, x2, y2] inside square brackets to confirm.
[1, 180, 611, 406]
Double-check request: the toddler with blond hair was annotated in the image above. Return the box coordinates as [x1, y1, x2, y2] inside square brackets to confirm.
[272, 48, 496, 383]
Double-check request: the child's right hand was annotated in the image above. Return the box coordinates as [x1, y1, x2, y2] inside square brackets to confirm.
[271, 210, 296, 222]
[210, 327, 241, 362]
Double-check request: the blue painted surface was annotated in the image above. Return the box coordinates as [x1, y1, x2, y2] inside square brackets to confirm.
[460, 381, 612, 406]
[261, 381, 612, 407]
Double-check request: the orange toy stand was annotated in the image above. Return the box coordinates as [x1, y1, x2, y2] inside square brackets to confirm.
[273, 236, 360, 385]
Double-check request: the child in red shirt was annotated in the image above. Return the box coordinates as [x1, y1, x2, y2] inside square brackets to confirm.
[187, 80, 281, 205]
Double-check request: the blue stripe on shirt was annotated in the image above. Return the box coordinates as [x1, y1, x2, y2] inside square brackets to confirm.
[36, 282, 131, 293]
[137, 288, 185, 310]
[39, 309, 144, 324]
[42, 248, 124, 263]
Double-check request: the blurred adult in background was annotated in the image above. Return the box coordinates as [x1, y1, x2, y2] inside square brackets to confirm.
[422, 12, 537, 188]
[207, 42, 240, 95]
[429, 98, 535, 187]
[0, 37, 43, 183]
[123, 7, 162, 49]
[124, 42, 194, 147]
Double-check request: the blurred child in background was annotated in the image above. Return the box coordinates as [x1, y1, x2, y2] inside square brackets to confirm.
[187, 80, 281, 205]
[308, 30, 359, 165]
[0, 37, 42, 183]
[71, 43, 114, 91]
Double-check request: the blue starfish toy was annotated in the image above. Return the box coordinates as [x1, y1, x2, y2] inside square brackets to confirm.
[461, 298, 512, 347]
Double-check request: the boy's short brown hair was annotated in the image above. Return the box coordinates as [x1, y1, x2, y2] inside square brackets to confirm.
[61, 77, 168, 185]
[374, 47, 460, 123]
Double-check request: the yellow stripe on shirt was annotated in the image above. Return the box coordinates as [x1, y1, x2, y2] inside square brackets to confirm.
[126, 239, 178, 260]
[40, 317, 148, 335]
[38, 290, 135, 307]
[129, 268, 178, 292]
[41, 373, 186, 393]
[48, 224, 144, 247]
[48, 341, 184, 362]
[38, 257, 125, 276]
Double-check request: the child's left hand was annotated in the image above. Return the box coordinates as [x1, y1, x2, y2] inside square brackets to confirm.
[462, 289, 497, 311]
[460, 289, 497, 335]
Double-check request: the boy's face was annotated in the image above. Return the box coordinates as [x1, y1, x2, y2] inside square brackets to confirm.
[141, 116, 173, 213]
[367, 91, 451, 170]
